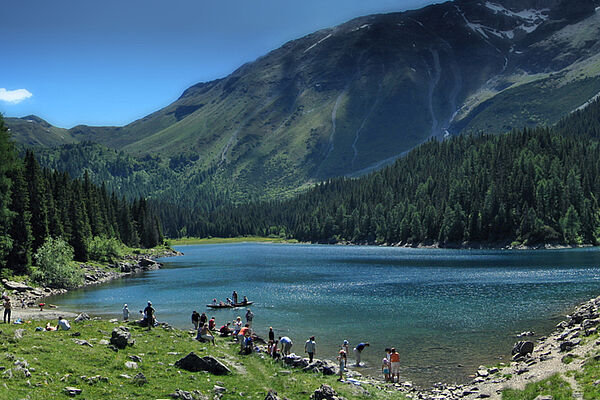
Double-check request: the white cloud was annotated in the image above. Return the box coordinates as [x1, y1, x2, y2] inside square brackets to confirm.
[0, 88, 33, 104]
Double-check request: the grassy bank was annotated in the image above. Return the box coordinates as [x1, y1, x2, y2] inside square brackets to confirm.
[0, 319, 404, 400]
[168, 237, 298, 246]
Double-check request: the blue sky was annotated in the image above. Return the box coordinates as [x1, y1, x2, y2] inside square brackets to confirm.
[1, 0, 440, 128]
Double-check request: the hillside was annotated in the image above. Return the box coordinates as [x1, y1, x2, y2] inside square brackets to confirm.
[191, 99, 600, 246]
[7, 0, 600, 200]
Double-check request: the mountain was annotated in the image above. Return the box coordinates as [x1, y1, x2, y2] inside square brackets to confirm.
[193, 99, 600, 246]
[7, 0, 600, 201]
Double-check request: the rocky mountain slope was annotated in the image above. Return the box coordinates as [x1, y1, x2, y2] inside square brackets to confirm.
[7, 0, 600, 200]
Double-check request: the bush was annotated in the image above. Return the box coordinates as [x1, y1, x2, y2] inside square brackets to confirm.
[32, 237, 83, 289]
[87, 236, 123, 263]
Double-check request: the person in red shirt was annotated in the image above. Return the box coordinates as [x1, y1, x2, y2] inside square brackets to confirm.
[390, 347, 400, 382]
[208, 316, 216, 331]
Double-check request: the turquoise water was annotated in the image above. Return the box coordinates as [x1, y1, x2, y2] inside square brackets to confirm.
[47, 244, 600, 386]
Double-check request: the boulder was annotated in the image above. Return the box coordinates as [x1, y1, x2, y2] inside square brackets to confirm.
[2, 280, 33, 292]
[169, 389, 209, 400]
[132, 372, 147, 385]
[559, 340, 580, 352]
[110, 327, 132, 349]
[124, 361, 138, 369]
[265, 390, 282, 400]
[174, 352, 230, 375]
[64, 387, 82, 396]
[511, 341, 534, 357]
[119, 262, 132, 273]
[74, 313, 91, 323]
[311, 384, 344, 400]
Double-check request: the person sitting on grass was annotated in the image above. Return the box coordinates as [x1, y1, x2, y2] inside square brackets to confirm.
[196, 323, 215, 345]
[219, 322, 231, 336]
[57, 316, 71, 330]
[45, 322, 56, 331]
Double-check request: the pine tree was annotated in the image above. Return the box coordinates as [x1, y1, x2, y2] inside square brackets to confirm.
[6, 165, 33, 273]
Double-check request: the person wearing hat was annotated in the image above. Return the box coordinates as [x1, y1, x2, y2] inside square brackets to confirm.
[123, 304, 130, 322]
[342, 340, 349, 355]
[144, 301, 155, 330]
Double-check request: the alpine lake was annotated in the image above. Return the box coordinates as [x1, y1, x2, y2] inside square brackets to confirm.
[46, 243, 600, 387]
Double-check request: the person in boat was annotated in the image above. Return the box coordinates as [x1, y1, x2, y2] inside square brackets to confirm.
[208, 316, 216, 331]
[245, 308, 254, 327]
[232, 291, 238, 304]
[212, 298, 217, 305]
[196, 323, 215, 345]
[242, 296, 248, 304]
[219, 322, 231, 336]
[200, 312, 208, 327]
[191, 310, 200, 330]
[226, 298, 232, 305]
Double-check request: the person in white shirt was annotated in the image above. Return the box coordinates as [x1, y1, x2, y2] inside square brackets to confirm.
[123, 304, 130, 321]
[304, 336, 316, 363]
[57, 316, 71, 330]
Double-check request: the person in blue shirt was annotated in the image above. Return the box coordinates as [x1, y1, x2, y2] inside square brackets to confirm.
[353, 342, 369, 366]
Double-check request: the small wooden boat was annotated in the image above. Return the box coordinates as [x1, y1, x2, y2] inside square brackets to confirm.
[206, 301, 253, 309]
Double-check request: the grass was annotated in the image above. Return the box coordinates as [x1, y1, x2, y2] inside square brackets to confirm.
[0, 319, 404, 400]
[574, 351, 600, 400]
[168, 237, 298, 246]
[501, 374, 573, 400]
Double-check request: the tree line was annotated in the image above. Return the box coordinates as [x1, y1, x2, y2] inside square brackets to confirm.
[188, 124, 600, 246]
[0, 115, 163, 277]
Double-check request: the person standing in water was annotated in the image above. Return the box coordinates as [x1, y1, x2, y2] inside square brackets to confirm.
[122, 304, 130, 322]
[353, 342, 369, 366]
[337, 349, 347, 381]
[245, 308, 254, 327]
[390, 347, 401, 383]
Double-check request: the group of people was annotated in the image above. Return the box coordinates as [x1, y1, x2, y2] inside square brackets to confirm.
[336, 341, 370, 380]
[122, 301, 157, 330]
[189, 308, 256, 350]
[119, 301, 401, 382]
[212, 291, 250, 306]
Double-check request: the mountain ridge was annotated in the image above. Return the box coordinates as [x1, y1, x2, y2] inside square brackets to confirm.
[6, 0, 600, 201]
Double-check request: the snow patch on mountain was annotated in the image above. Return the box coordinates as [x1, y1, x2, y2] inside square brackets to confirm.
[304, 33, 333, 53]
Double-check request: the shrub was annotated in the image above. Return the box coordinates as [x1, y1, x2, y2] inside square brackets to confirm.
[87, 236, 123, 263]
[32, 237, 83, 289]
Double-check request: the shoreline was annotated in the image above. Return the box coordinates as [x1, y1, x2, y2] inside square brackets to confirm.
[170, 236, 599, 251]
[4, 247, 598, 399]
[1, 247, 183, 320]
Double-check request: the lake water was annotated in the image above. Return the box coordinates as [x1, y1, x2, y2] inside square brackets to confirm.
[47, 244, 600, 386]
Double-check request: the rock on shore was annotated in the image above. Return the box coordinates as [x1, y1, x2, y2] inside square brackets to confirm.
[1, 249, 182, 309]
